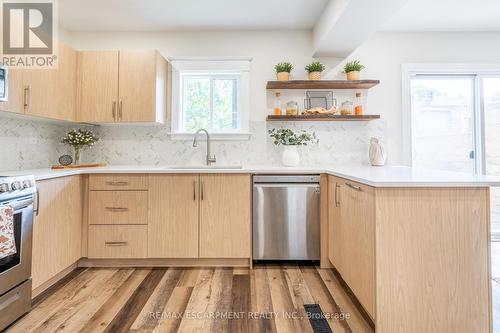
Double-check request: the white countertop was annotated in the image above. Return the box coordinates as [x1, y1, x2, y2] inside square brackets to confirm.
[2, 164, 500, 187]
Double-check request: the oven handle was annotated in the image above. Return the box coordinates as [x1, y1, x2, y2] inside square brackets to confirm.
[35, 189, 40, 216]
[1, 198, 34, 211]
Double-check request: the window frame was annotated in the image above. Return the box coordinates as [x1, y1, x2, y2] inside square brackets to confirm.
[170, 58, 251, 141]
[401, 63, 500, 174]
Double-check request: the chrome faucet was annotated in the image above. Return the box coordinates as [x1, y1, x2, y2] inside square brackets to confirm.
[193, 129, 216, 166]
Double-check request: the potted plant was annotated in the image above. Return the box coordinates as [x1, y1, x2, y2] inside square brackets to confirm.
[344, 60, 365, 80]
[274, 61, 293, 81]
[305, 60, 325, 80]
[269, 128, 318, 166]
[61, 128, 99, 165]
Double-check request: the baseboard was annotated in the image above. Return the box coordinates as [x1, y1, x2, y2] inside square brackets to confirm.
[32, 263, 82, 301]
[78, 257, 251, 268]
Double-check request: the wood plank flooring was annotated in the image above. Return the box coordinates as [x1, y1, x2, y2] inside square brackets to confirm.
[6, 265, 373, 333]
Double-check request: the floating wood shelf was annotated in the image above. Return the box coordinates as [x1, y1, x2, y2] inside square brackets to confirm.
[266, 114, 380, 121]
[266, 80, 380, 90]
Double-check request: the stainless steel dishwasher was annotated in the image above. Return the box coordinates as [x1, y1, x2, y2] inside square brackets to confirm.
[253, 175, 320, 261]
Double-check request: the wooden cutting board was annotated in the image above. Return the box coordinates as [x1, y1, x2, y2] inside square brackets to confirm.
[51, 163, 107, 170]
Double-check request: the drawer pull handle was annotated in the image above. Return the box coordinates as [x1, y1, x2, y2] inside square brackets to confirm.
[106, 181, 129, 186]
[105, 207, 129, 212]
[335, 184, 341, 207]
[345, 183, 362, 191]
[105, 241, 128, 246]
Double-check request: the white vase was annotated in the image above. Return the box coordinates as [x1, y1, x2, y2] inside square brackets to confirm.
[369, 137, 387, 166]
[282, 145, 300, 166]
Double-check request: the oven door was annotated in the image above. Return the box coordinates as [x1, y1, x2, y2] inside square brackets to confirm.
[0, 196, 33, 296]
[0, 66, 8, 102]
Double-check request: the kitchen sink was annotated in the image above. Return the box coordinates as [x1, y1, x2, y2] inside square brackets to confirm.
[164, 165, 243, 170]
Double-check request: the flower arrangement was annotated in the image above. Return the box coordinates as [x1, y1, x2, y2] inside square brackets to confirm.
[268, 128, 318, 146]
[61, 128, 99, 165]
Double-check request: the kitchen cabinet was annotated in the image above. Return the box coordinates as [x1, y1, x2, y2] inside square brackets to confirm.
[88, 225, 147, 259]
[328, 176, 375, 318]
[89, 191, 148, 225]
[23, 42, 77, 121]
[0, 42, 77, 121]
[148, 174, 199, 258]
[148, 174, 251, 259]
[77, 50, 169, 123]
[32, 176, 83, 291]
[199, 174, 251, 258]
[327, 175, 490, 332]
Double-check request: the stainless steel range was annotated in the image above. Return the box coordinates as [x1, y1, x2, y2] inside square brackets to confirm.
[0, 175, 36, 331]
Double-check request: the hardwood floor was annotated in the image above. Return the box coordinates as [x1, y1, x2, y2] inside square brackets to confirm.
[6, 265, 373, 333]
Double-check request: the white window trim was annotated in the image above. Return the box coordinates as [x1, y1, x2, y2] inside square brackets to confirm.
[401, 63, 500, 169]
[170, 57, 252, 141]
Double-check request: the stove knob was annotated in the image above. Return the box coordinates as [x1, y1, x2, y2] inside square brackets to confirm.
[22, 180, 32, 189]
[0, 183, 9, 193]
[11, 181, 21, 191]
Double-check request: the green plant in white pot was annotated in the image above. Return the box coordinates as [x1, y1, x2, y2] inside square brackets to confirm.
[269, 128, 318, 166]
[61, 128, 99, 165]
[344, 60, 365, 80]
[274, 61, 293, 81]
[305, 61, 325, 80]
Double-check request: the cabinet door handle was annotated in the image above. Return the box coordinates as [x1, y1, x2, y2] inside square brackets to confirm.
[105, 241, 128, 246]
[23, 86, 30, 109]
[105, 181, 129, 186]
[118, 101, 123, 121]
[112, 101, 117, 120]
[201, 181, 204, 200]
[105, 207, 129, 212]
[345, 182, 362, 191]
[193, 181, 196, 201]
[335, 184, 340, 207]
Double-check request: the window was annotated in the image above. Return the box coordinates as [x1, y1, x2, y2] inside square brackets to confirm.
[171, 59, 251, 140]
[402, 64, 500, 239]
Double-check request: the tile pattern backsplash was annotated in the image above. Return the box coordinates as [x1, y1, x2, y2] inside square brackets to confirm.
[0, 114, 386, 171]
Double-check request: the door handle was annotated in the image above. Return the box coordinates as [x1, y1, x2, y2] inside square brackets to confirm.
[23, 86, 30, 109]
[105, 207, 129, 212]
[200, 181, 204, 200]
[105, 181, 129, 186]
[112, 101, 117, 121]
[335, 184, 340, 207]
[193, 181, 197, 201]
[118, 101, 123, 121]
[345, 183, 362, 192]
[105, 241, 128, 246]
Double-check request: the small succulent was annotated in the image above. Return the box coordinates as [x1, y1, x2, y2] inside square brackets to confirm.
[269, 128, 318, 146]
[305, 61, 325, 73]
[275, 61, 293, 73]
[344, 60, 365, 73]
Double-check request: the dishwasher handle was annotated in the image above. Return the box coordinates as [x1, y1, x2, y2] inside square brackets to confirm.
[253, 183, 320, 188]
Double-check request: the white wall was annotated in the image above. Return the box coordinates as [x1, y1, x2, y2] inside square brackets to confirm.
[327, 31, 500, 164]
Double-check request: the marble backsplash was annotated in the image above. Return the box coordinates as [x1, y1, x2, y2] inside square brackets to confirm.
[0, 115, 386, 171]
[83, 120, 386, 167]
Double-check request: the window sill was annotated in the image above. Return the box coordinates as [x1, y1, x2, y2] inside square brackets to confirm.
[169, 132, 251, 141]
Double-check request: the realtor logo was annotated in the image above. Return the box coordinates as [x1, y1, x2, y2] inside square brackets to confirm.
[1, 0, 58, 68]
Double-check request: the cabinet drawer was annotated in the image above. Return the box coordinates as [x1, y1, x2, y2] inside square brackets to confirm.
[89, 174, 148, 191]
[89, 191, 148, 225]
[87, 225, 147, 258]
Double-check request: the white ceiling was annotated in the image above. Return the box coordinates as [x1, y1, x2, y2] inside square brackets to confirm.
[58, 0, 329, 31]
[383, 0, 500, 31]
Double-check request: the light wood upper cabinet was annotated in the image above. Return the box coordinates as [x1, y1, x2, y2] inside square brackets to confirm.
[77, 50, 168, 123]
[0, 42, 77, 120]
[199, 174, 251, 258]
[32, 176, 83, 290]
[148, 175, 199, 258]
[77, 51, 119, 123]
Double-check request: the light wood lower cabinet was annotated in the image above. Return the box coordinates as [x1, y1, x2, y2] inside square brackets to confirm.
[147, 174, 251, 259]
[32, 176, 83, 290]
[148, 175, 199, 258]
[87, 225, 147, 259]
[199, 174, 251, 258]
[89, 190, 148, 225]
[326, 175, 491, 332]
